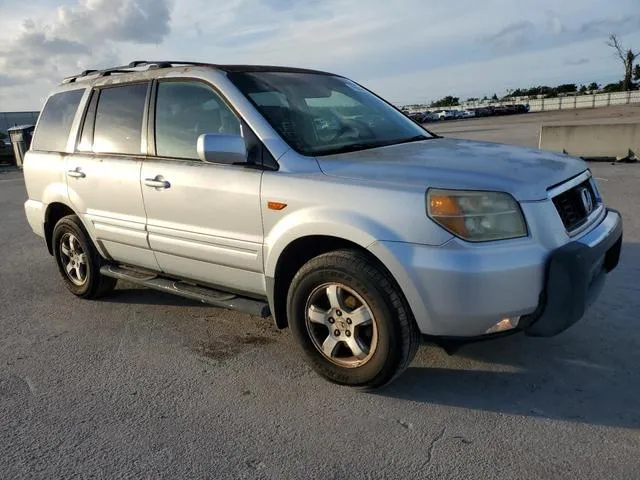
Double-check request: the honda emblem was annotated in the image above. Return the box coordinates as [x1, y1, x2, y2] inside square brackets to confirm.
[579, 187, 594, 215]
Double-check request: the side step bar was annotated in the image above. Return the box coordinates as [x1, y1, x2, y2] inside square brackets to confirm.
[100, 265, 270, 318]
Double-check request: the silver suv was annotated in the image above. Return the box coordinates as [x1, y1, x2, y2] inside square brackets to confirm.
[23, 61, 622, 387]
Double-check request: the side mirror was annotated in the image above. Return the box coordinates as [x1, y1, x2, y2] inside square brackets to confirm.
[197, 133, 247, 165]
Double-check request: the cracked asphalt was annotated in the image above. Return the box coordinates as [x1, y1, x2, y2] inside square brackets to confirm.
[1, 111, 640, 479]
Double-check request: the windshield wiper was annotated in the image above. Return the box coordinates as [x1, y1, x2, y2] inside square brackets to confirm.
[389, 134, 432, 146]
[315, 135, 432, 156]
[316, 142, 386, 156]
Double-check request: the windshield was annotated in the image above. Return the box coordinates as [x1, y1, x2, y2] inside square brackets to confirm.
[228, 71, 432, 156]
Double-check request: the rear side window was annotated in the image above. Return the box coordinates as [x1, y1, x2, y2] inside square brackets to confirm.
[31, 89, 84, 152]
[93, 83, 148, 155]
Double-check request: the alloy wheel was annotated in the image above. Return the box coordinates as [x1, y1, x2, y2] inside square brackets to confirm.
[305, 283, 378, 368]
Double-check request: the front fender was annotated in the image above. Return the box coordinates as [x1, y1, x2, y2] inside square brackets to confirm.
[263, 207, 401, 278]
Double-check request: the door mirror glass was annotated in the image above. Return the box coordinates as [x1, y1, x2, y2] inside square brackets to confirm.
[197, 133, 247, 165]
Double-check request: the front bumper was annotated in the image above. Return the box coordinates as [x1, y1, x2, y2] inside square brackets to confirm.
[522, 208, 622, 336]
[368, 208, 622, 337]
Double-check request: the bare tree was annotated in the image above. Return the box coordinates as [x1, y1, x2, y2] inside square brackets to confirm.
[607, 34, 638, 91]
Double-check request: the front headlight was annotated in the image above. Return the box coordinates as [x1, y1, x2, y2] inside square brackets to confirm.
[426, 189, 527, 242]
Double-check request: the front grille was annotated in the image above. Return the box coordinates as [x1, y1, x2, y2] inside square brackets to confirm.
[552, 179, 598, 232]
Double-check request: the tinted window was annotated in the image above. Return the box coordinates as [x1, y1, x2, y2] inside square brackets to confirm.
[155, 81, 241, 160]
[93, 83, 148, 155]
[230, 72, 430, 156]
[32, 89, 84, 152]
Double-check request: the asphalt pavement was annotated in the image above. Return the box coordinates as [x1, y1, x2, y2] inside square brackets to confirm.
[1, 146, 639, 478]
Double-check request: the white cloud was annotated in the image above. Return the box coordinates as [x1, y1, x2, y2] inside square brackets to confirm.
[0, 0, 172, 109]
[0, 0, 640, 110]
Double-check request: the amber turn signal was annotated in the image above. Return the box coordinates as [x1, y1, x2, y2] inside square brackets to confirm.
[267, 201, 287, 211]
[428, 194, 468, 237]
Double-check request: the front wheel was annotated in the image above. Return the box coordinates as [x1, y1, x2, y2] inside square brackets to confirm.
[52, 215, 117, 299]
[287, 249, 420, 388]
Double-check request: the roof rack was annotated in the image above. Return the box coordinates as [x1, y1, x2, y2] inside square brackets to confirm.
[61, 61, 334, 85]
[62, 60, 214, 84]
[128, 60, 213, 68]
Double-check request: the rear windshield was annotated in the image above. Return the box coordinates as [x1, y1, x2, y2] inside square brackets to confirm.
[31, 89, 84, 152]
[228, 72, 431, 156]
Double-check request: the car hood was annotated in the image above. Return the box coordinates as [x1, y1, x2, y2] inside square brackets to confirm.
[316, 138, 587, 201]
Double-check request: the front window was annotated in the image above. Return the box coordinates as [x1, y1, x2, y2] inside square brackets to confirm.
[229, 71, 432, 156]
[155, 81, 241, 160]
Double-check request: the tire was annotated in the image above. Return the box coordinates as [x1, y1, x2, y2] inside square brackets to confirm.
[52, 215, 117, 299]
[287, 249, 420, 388]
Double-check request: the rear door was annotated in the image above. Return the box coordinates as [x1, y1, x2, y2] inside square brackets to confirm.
[66, 82, 159, 270]
[140, 80, 265, 296]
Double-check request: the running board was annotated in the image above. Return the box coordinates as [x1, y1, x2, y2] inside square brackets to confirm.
[100, 265, 270, 318]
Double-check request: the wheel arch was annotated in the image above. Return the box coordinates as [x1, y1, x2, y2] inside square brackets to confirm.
[267, 234, 409, 329]
[44, 202, 77, 255]
[43, 202, 105, 258]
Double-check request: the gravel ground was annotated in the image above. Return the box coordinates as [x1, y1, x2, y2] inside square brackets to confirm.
[1, 115, 639, 479]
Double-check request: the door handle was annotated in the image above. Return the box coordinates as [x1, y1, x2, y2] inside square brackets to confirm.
[67, 168, 86, 179]
[144, 175, 171, 189]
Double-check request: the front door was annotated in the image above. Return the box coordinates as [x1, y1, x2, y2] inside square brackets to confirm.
[140, 80, 264, 296]
[66, 82, 159, 270]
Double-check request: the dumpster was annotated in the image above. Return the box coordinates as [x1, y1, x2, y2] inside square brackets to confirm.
[8, 125, 35, 168]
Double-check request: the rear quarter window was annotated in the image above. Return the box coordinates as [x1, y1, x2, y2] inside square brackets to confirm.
[31, 89, 85, 152]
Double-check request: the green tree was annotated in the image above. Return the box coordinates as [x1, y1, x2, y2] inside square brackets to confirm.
[430, 96, 460, 108]
[491, 93, 498, 101]
[588, 82, 600, 91]
[634, 64, 640, 81]
[579, 85, 588, 94]
[602, 81, 623, 93]
[0, 132, 6, 140]
[556, 83, 578, 94]
[607, 34, 638, 91]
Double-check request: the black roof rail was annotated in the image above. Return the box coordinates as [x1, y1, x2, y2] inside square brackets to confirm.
[63, 61, 213, 84]
[128, 60, 214, 68]
[61, 61, 334, 85]
[62, 64, 135, 84]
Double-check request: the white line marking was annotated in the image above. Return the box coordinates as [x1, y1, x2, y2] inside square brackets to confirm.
[595, 177, 608, 182]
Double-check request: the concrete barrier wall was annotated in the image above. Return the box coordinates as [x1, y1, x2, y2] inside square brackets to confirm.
[539, 123, 640, 159]
[402, 91, 640, 114]
[529, 91, 640, 112]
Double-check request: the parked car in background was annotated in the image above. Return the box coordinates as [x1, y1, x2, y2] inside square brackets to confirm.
[407, 112, 422, 123]
[23, 60, 622, 388]
[421, 112, 440, 123]
[472, 107, 492, 117]
[461, 110, 476, 118]
[492, 106, 512, 116]
[434, 110, 455, 120]
[0, 137, 11, 158]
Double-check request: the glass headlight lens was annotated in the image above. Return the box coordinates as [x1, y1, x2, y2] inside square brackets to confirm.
[427, 189, 527, 242]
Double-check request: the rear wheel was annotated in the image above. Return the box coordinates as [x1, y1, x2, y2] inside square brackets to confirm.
[52, 215, 116, 298]
[288, 249, 420, 388]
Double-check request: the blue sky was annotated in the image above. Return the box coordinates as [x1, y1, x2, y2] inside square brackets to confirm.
[0, 0, 639, 110]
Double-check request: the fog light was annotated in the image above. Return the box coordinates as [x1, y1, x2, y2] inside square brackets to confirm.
[485, 317, 521, 334]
